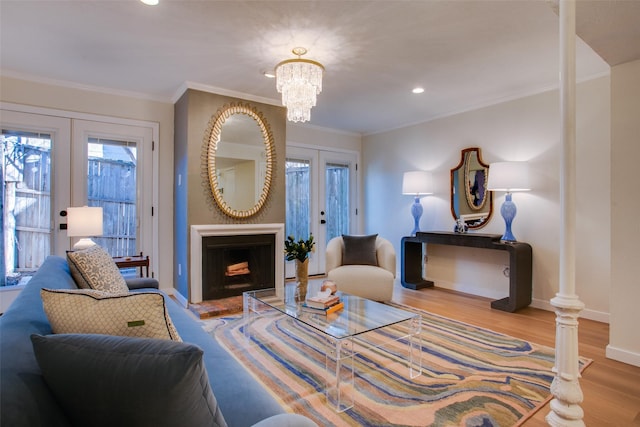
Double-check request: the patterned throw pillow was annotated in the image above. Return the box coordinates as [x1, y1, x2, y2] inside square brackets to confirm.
[41, 288, 181, 341]
[67, 245, 129, 294]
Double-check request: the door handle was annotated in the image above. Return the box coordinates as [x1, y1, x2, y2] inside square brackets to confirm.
[59, 210, 68, 229]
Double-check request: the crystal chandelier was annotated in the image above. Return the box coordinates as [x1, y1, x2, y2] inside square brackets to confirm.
[275, 47, 324, 123]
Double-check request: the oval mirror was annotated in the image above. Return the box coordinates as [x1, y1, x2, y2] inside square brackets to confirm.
[206, 104, 274, 218]
[450, 147, 493, 229]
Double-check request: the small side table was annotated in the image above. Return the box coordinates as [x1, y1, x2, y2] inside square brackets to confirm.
[113, 252, 150, 277]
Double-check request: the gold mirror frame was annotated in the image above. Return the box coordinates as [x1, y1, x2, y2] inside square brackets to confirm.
[463, 151, 489, 212]
[206, 103, 274, 218]
[450, 147, 493, 229]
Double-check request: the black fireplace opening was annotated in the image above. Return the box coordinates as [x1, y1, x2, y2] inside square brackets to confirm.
[202, 233, 275, 300]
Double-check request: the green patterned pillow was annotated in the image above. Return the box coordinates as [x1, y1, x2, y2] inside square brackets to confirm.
[41, 288, 182, 341]
[67, 245, 129, 294]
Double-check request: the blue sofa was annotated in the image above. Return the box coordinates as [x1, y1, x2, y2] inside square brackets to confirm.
[0, 256, 316, 427]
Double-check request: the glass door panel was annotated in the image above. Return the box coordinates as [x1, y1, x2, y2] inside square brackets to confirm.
[87, 137, 138, 257]
[285, 158, 311, 241]
[2, 130, 51, 285]
[318, 151, 357, 264]
[285, 147, 319, 276]
[324, 161, 350, 243]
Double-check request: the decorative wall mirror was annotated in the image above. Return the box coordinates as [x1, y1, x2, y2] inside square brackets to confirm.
[206, 104, 274, 218]
[450, 147, 493, 229]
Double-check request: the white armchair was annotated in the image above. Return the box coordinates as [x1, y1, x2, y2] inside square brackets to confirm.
[325, 235, 396, 302]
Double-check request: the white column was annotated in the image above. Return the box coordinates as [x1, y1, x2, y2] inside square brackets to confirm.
[546, 1, 585, 426]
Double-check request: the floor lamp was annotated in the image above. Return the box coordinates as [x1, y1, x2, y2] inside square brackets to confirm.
[402, 171, 433, 236]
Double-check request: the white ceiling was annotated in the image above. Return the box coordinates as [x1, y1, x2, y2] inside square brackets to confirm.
[1, 0, 638, 136]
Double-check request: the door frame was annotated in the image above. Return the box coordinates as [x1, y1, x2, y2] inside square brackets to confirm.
[286, 142, 360, 277]
[0, 110, 72, 312]
[72, 119, 154, 259]
[1, 110, 72, 256]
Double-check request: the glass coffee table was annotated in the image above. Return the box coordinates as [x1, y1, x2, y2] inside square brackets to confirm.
[243, 288, 422, 412]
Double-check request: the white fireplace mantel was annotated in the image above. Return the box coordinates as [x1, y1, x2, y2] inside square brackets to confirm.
[190, 223, 285, 303]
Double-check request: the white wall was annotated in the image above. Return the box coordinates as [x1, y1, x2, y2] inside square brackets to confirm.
[0, 76, 175, 293]
[287, 123, 361, 153]
[608, 59, 640, 367]
[362, 76, 611, 322]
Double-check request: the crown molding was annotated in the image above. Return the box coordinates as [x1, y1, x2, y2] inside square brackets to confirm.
[171, 81, 281, 107]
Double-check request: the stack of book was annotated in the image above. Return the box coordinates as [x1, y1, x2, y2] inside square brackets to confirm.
[301, 292, 343, 315]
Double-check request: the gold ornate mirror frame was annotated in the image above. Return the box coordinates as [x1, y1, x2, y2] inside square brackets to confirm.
[450, 147, 493, 229]
[206, 103, 275, 218]
[463, 150, 489, 212]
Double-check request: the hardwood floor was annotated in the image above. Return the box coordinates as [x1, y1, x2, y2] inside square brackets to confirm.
[391, 284, 640, 427]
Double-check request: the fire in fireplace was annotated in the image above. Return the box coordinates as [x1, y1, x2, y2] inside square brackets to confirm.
[202, 234, 275, 300]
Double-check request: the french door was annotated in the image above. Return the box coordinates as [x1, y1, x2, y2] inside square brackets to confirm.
[285, 146, 358, 277]
[72, 120, 153, 258]
[1, 111, 71, 285]
[1, 109, 153, 291]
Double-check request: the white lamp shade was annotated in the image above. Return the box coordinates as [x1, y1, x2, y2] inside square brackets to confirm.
[67, 206, 103, 237]
[487, 162, 531, 192]
[402, 171, 433, 195]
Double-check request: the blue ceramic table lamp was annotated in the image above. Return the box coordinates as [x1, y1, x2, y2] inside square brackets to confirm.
[402, 171, 433, 236]
[487, 162, 531, 242]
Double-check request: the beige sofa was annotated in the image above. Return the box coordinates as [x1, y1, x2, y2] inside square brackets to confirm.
[325, 235, 396, 302]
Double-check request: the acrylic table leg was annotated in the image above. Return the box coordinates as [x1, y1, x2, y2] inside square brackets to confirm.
[242, 293, 256, 341]
[325, 338, 355, 412]
[408, 316, 423, 379]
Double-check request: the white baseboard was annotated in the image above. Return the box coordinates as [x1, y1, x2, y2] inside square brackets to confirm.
[164, 287, 188, 308]
[606, 344, 640, 367]
[431, 280, 506, 301]
[531, 298, 610, 324]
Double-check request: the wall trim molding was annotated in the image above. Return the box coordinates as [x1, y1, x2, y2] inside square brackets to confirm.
[172, 81, 281, 106]
[363, 71, 610, 137]
[606, 344, 640, 368]
[1, 70, 169, 103]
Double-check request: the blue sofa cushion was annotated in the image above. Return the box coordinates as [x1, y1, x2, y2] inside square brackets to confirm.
[31, 333, 228, 427]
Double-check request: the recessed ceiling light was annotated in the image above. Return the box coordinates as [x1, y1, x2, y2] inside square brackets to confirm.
[140, 0, 159, 5]
[412, 87, 425, 94]
[263, 71, 276, 78]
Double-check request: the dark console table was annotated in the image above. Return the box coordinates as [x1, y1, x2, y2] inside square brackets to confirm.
[401, 232, 532, 312]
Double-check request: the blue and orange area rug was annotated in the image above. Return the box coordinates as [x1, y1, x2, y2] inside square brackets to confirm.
[203, 304, 591, 427]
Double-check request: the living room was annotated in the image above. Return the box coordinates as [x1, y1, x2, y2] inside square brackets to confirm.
[1, 1, 639, 426]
